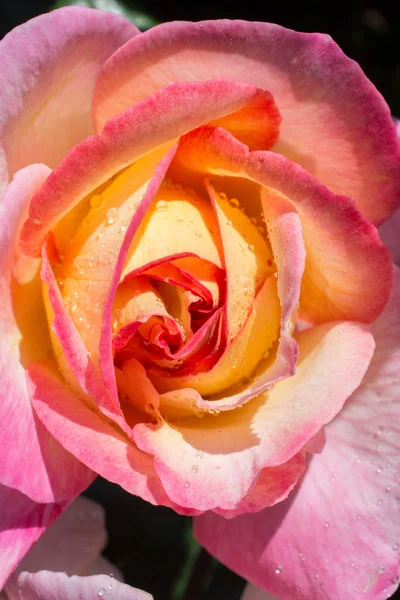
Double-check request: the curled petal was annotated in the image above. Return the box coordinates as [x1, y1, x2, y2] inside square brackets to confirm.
[94, 19, 400, 224]
[176, 127, 392, 324]
[20, 78, 277, 257]
[134, 321, 374, 510]
[29, 360, 199, 515]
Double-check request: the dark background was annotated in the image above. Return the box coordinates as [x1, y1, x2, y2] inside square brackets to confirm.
[1, 0, 399, 598]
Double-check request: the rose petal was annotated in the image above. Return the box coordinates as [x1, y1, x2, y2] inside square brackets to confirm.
[41, 242, 132, 437]
[20, 78, 276, 258]
[0, 165, 93, 503]
[134, 321, 373, 510]
[176, 126, 392, 324]
[213, 452, 306, 519]
[9, 572, 152, 600]
[0, 484, 64, 589]
[0, 6, 137, 195]
[4, 497, 106, 596]
[195, 268, 400, 600]
[93, 20, 400, 225]
[28, 360, 198, 515]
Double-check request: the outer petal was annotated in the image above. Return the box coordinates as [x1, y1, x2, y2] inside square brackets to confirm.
[0, 6, 137, 194]
[8, 572, 152, 600]
[134, 321, 374, 511]
[93, 20, 400, 225]
[195, 270, 400, 600]
[5, 497, 106, 580]
[28, 360, 198, 515]
[0, 165, 94, 503]
[0, 484, 65, 589]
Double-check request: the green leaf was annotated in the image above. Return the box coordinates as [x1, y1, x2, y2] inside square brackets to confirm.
[50, 0, 159, 30]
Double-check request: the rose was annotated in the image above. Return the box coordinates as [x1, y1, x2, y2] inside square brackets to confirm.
[1, 496, 152, 600]
[1, 7, 399, 599]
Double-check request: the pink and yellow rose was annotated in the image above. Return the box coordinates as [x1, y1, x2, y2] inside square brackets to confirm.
[1, 7, 400, 599]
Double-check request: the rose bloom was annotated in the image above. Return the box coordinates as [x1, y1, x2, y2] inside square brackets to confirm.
[1, 6, 400, 599]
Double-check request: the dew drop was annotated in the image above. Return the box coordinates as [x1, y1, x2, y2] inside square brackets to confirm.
[191, 465, 199, 473]
[385, 486, 392, 493]
[195, 450, 204, 459]
[90, 194, 102, 209]
[120, 225, 127, 233]
[250, 217, 258, 225]
[324, 522, 330, 529]
[156, 200, 168, 212]
[248, 244, 255, 252]
[97, 589, 106, 598]
[184, 481, 190, 488]
[275, 566, 282, 575]
[379, 566, 385, 573]
[106, 207, 118, 225]
[229, 198, 240, 208]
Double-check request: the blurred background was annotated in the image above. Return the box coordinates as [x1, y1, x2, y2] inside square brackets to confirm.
[0, 0, 399, 598]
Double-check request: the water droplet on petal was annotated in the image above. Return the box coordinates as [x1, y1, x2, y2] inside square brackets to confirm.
[106, 207, 118, 225]
[386, 486, 392, 493]
[184, 481, 190, 488]
[156, 200, 168, 212]
[248, 244, 255, 252]
[324, 522, 330, 529]
[191, 465, 199, 473]
[229, 198, 240, 208]
[90, 194, 102, 208]
[97, 589, 106, 597]
[275, 566, 282, 575]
